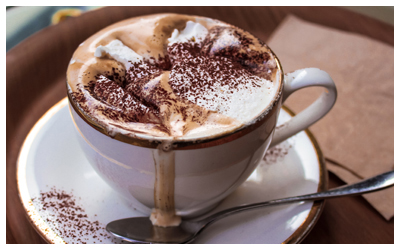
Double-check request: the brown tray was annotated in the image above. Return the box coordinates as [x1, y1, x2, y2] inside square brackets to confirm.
[6, 6, 394, 244]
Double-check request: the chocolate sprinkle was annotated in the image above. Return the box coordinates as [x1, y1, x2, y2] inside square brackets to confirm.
[263, 140, 293, 164]
[169, 55, 261, 107]
[201, 26, 274, 79]
[30, 187, 121, 244]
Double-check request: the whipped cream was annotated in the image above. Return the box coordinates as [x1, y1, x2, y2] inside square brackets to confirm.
[168, 21, 208, 45]
[94, 39, 143, 69]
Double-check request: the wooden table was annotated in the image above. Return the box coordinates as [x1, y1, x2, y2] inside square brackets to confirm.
[6, 6, 394, 244]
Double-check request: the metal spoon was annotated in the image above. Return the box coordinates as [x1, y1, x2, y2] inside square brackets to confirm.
[106, 170, 394, 244]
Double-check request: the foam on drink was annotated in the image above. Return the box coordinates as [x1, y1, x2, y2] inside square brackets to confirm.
[67, 14, 279, 140]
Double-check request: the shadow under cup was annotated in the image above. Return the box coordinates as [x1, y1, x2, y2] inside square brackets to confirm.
[68, 56, 284, 218]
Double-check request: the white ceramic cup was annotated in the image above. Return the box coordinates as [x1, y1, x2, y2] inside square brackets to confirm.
[69, 60, 336, 218]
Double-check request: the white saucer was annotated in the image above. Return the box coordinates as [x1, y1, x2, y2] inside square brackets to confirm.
[17, 97, 326, 244]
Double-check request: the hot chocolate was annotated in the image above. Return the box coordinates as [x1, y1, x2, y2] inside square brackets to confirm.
[67, 14, 279, 140]
[67, 13, 281, 227]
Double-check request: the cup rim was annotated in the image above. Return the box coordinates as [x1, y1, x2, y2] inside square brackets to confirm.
[67, 46, 284, 150]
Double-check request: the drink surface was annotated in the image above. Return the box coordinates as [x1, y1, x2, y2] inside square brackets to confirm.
[67, 13, 280, 140]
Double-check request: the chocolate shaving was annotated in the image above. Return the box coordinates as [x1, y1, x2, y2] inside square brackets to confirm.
[93, 75, 160, 124]
[30, 187, 121, 244]
[201, 26, 274, 79]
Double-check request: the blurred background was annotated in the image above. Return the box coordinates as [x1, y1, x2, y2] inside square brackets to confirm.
[6, 6, 100, 51]
[6, 6, 394, 52]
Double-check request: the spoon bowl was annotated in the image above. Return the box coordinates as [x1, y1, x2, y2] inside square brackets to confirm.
[107, 217, 197, 243]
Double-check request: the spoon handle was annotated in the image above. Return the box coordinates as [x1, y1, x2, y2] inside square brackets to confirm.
[200, 170, 394, 226]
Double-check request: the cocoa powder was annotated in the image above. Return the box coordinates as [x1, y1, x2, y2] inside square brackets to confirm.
[31, 187, 121, 244]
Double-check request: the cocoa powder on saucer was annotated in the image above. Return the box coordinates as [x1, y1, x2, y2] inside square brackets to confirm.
[31, 187, 120, 244]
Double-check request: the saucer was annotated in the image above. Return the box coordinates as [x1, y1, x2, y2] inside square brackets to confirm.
[17, 97, 327, 244]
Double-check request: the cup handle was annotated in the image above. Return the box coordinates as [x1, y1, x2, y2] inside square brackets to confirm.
[270, 68, 337, 147]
